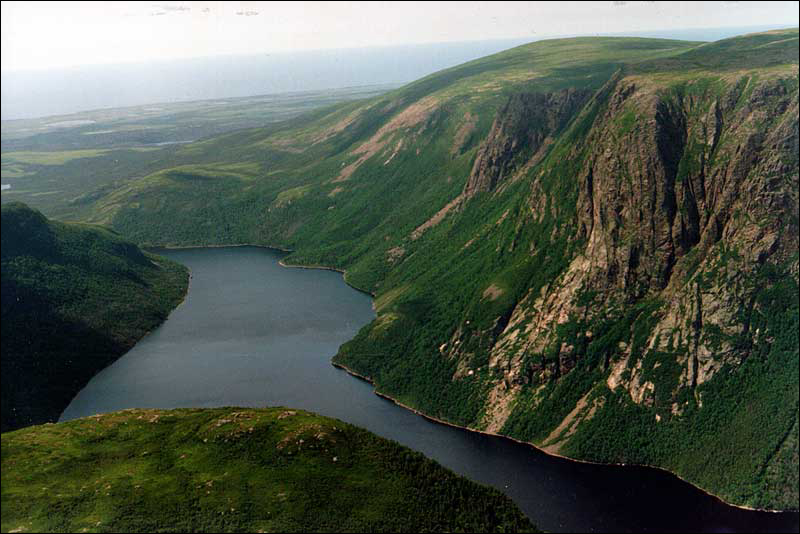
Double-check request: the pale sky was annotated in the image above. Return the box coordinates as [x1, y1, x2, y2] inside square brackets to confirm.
[2, 1, 798, 72]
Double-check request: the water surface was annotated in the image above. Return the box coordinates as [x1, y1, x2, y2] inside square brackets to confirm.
[61, 246, 798, 533]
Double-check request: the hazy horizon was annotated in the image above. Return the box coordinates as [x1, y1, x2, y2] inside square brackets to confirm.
[1, 23, 796, 121]
[3, 1, 798, 72]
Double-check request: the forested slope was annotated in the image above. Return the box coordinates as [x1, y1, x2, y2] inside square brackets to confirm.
[1, 202, 188, 431]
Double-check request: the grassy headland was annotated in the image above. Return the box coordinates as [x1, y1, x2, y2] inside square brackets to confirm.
[0, 407, 538, 533]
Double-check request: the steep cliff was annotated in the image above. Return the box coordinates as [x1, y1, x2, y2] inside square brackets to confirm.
[334, 32, 799, 511]
[471, 66, 799, 510]
[464, 88, 592, 197]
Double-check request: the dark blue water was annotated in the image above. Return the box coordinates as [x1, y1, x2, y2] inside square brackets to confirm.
[60, 246, 799, 533]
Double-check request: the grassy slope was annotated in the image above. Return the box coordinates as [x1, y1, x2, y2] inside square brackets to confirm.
[0, 86, 394, 150]
[0, 407, 537, 533]
[16, 30, 800, 510]
[0, 86, 391, 218]
[72, 36, 702, 253]
[1, 202, 189, 432]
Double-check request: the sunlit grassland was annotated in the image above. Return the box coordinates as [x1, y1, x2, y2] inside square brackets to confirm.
[1, 407, 538, 533]
[2, 150, 108, 165]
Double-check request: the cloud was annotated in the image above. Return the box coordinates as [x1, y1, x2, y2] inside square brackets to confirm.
[152, 4, 191, 14]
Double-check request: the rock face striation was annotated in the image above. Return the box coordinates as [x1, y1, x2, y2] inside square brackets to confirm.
[464, 88, 593, 197]
[482, 71, 798, 421]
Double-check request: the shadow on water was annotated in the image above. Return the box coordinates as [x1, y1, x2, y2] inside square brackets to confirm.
[60, 246, 799, 533]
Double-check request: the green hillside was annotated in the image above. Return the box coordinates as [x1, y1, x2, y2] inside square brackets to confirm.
[63, 35, 705, 252]
[6, 30, 799, 510]
[1, 202, 188, 432]
[0, 407, 537, 533]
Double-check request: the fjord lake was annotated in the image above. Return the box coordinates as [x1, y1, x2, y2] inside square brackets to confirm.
[60, 246, 798, 533]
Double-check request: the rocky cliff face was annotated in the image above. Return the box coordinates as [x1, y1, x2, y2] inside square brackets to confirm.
[464, 89, 592, 197]
[475, 71, 798, 424]
[324, 36, 798, 508]
[422, 66, 799, 510]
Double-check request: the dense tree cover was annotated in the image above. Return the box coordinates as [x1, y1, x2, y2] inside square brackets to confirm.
[1, 407, 538, 533]
[1, 202, 188, 431]
[561, 263, 800, 511]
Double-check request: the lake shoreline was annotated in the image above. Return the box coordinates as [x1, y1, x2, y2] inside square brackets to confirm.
[147, 243, 796, 516]
[147, 242, 378, 302]
[51, 253, 191, 426]
[330, 360, 795, 515]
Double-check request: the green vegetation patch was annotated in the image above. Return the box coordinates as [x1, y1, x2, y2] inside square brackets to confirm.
[2, 150, 108, 165]
[1, 407, 538, 533]
[1, 202, 189, 432]
[274, 185, 313, 206]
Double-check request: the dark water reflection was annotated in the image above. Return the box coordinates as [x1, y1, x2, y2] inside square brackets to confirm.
[60, 246, 798, 533]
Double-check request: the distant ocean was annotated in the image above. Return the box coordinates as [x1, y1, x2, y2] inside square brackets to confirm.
[1, 25, 792, 121]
